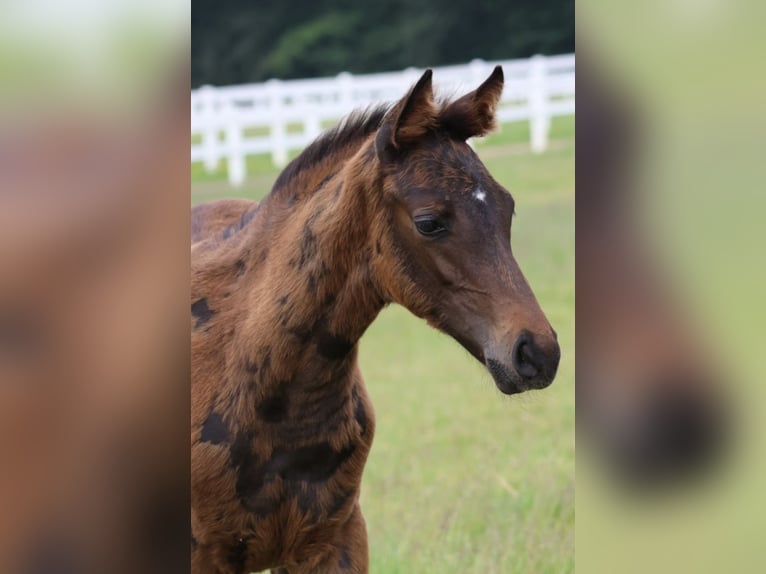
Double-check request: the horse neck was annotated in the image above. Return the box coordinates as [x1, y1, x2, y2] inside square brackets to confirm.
[234, 143, 386, 394]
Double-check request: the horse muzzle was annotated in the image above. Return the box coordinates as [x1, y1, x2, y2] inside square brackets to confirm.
[485, 330, 560, 394]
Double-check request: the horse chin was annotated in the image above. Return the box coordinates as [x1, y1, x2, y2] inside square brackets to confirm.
[485, 358, 526, 395]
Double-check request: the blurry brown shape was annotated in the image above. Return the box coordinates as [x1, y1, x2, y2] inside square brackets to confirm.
[0, 62, 190, 573]
[576, 54, 729, 488]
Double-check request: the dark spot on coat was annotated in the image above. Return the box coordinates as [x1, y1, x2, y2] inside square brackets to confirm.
[227, 538, 248, 571]
[353, 389, 368, 437]
[288, 326, 312, 344]
[277, 295, 288, 306]
[328, 486, 355, 519]
[275, 442, 356, 483]
[322, 293, 337, 309]
[339, 546, 352, 569]
[242, 493, 280, 518]
[223, 205, 260, 240]
[318, 260, 330, 279]
[231, 432, 268, 506]
[295, 483, 321, 521]
[191, 298, 214, 328]
[241, 206, 259, 226]
[233, 437, 357, 507]
[230, 432, 256, 474]
[257, 391, 289, 423]
[256, 247, 269, 265]
[298, 383, 349, 424]
[316, 329, 354, 361]
[235, 259, 246, 275]
[298, 225, 318, 269]
[200, 411, 229, 444]
[245, 360, 258, 375]
[307, 272, 316, 293]
[376, 240, 382, 255]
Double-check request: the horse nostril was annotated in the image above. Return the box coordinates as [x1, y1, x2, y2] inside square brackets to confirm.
[512, 333, 540, 379]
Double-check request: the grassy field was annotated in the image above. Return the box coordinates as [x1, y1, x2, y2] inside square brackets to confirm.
[192, 117, 575, 573]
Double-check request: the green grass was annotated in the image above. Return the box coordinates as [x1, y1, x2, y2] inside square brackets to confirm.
[191, 120, 574, 573]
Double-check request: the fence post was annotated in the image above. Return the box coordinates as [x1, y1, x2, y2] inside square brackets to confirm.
[199, 85, 219, 172]
[337, 71, 353, 114]
[268, 79, 288, 167]
[529, 54, 550, 153]
[224, 100, 246, 187]
[469, 58, 487, 88]
[305, 114, 322, 141]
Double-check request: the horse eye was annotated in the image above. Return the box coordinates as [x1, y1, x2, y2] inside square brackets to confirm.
[414, 216, 446, 237]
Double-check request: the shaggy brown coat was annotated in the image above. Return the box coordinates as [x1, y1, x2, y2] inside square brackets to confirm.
[191, 67, 559, 573]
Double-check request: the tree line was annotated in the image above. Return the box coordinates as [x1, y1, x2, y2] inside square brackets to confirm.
[192, 0, 574, 87]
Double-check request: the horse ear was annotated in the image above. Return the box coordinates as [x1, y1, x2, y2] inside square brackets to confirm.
[440, 65, 504, 140]
[376, 69, 437, 160]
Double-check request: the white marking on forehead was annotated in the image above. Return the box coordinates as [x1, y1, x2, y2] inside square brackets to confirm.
[473, 187, 487, 203]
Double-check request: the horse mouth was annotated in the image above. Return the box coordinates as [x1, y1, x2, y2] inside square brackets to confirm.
[485, 358, 526, 395]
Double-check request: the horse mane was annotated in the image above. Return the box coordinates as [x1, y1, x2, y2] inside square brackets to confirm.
[270, 104, 390, 193]
[268, 86, 500, 195]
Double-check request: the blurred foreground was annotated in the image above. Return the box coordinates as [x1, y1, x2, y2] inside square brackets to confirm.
[577, 1, 766, 572]
[0, 2, 189, 572]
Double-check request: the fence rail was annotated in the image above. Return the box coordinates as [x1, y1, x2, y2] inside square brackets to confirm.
[191, 54, 575, 186]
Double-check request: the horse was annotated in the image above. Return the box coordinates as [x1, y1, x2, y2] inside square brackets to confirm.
[191, 66, 560, 573]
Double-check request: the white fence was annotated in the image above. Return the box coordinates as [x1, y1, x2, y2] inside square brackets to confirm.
[191, 54, 575, 186]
